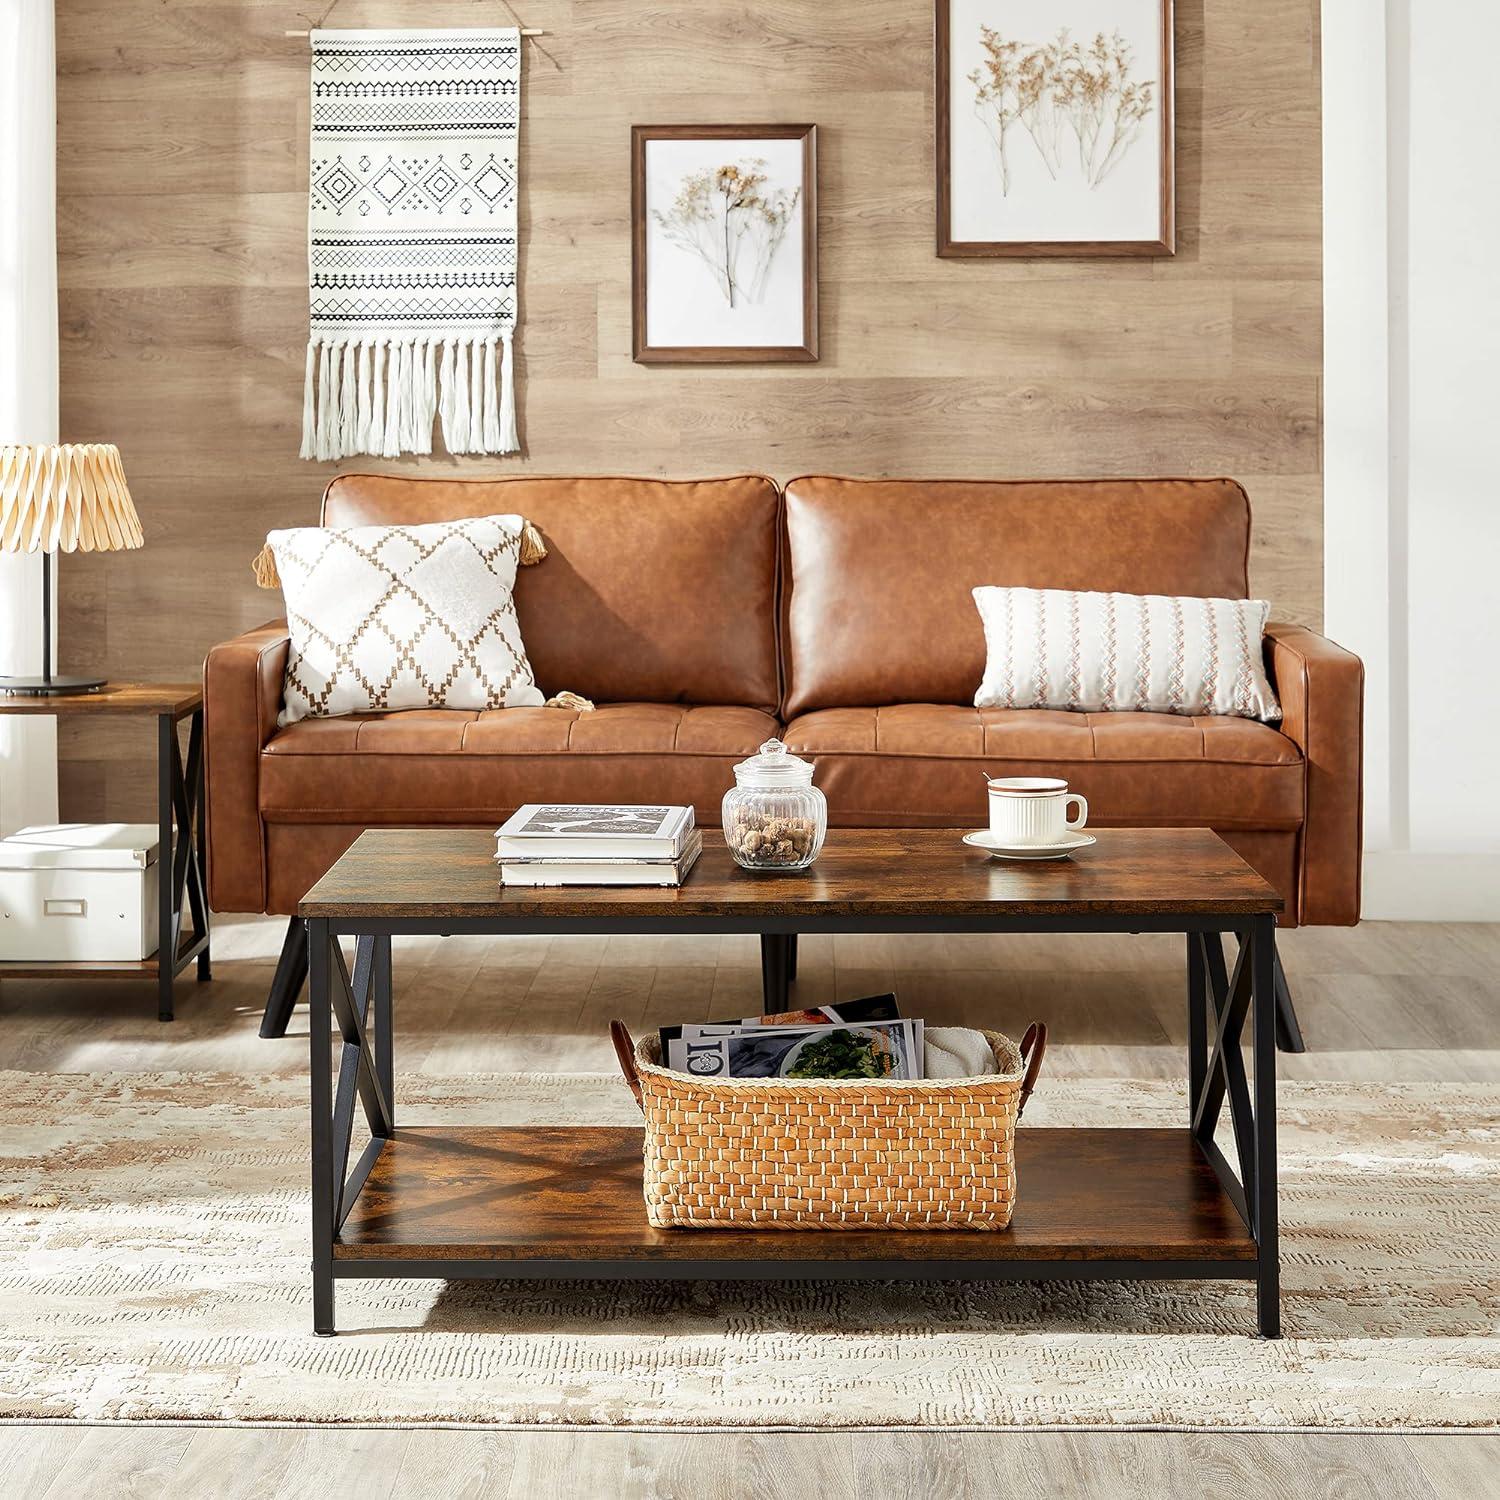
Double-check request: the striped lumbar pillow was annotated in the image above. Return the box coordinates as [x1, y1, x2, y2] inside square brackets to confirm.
[972, 586, 1281, 721]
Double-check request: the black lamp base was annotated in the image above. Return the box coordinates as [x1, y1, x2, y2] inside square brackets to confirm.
[5, 556, 108, 697]
[0, 674, 107, 697]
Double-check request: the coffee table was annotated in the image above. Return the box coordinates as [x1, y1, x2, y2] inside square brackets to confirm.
[300, 826, 1283, 1338]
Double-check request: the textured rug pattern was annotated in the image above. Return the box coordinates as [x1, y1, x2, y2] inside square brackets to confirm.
[1, 1071, 1497, 1429]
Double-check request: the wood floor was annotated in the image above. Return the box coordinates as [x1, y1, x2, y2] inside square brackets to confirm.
[2, 915, 1497, 1498]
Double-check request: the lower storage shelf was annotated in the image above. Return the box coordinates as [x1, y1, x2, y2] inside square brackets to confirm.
[333, 1125, 1257, 1278]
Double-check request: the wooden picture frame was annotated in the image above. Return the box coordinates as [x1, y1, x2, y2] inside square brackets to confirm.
[631, 124, 818, 363]
[936, 0, 1175, 257]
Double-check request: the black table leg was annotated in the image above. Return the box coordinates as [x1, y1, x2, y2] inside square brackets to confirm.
[192, 709, 212, 982]
[260, 917, 310, 1039]
[156, 713, 174, 1022]
[155, 709, 212, 1022]
[1190, 921, 1280, 1338]
[1273, 951, 1306, 1053]
[1252, 914, 1280, 1338]
[309, 919, 336, 1336]
[759, 933, 792, 1013]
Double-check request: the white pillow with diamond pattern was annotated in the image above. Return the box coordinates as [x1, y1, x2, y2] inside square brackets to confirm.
[268, 514, 544, 724]
[972, 586, 1280, 721]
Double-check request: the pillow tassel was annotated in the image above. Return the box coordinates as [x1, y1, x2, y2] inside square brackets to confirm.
[251, 542, 281, 590]
[519, 520, 546, 566]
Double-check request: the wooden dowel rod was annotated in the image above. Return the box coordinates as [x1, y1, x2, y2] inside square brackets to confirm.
[284, 27, 544, 36]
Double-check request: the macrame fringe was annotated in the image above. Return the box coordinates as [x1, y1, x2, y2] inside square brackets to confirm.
[499, 329, 518, 452]
[297, 341, 317, 460]
[298, 333, 519, 462]
[251, 542, 281, 590]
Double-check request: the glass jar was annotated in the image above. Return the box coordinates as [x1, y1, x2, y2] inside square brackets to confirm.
[722, 738, 827, 872]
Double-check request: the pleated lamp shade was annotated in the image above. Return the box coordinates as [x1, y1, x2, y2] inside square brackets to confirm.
[0, 443, 144, 554]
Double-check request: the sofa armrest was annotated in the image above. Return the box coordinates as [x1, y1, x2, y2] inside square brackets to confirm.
[203, 619, 289, 914]
[1264, 622, 1364, 925]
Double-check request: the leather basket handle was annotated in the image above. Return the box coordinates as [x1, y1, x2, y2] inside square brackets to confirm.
[1016, 1021, 1047, 1120]
[610, 1019, 645, 1113]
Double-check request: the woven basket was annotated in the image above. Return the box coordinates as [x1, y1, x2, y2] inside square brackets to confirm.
[610, 1020, 1046, 1231]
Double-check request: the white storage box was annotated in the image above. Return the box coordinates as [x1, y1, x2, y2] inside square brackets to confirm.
[0, 824, 161, 962]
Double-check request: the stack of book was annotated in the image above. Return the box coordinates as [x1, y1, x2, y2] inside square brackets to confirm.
[495, 803, 701, 886]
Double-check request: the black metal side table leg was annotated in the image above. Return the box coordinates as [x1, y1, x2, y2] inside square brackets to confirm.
[156, 713, 175, 1022]
[309, 919, 336, 1336]
[1252, 914, 1281, 1339]
[155, 708, 212, 1022]
[192, 709, 212, 982]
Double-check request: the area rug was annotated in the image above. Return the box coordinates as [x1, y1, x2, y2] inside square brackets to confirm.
[1, 1071, 1496, 1430]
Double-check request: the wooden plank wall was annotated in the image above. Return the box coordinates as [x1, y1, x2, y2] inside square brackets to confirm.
[54, 0, 1321, 822]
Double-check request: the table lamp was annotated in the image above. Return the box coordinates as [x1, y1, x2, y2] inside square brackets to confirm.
[0, 443, 144, 695]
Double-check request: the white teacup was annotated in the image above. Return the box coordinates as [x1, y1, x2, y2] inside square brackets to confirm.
[987, 777, 1088, 846]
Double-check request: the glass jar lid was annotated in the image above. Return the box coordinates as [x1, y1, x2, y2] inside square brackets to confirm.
[732, 738, 815, 789]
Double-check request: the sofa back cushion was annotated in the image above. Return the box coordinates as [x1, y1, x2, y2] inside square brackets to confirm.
[322, 474, 781, 710]
[780, 476, 1252, 715]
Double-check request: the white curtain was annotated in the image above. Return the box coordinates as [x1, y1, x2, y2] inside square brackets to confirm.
[0, 0, 59, 835]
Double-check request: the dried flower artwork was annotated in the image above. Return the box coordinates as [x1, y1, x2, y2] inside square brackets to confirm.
[651, 160, 801, 308]
[970, 27, 1155, 196]
[633, 125, 817, 361]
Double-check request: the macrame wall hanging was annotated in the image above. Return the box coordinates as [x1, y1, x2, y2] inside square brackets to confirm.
[300, 24, 521, 459]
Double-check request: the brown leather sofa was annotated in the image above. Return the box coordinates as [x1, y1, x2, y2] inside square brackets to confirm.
[205, 473, 1362, 1040]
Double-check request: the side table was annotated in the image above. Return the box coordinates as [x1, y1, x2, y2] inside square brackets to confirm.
[0, 683, 211, 1021]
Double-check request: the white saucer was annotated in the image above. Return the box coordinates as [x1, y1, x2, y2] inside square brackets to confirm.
[962, 830, 1097, 861]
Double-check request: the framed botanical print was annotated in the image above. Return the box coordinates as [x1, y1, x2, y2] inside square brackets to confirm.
[631, 124, 818, 363]
[936, 0, 1174, 256]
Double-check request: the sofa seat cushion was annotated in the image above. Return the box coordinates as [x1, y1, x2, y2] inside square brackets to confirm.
[782, 705, 1303, 830]
[259, 703, 776, 824]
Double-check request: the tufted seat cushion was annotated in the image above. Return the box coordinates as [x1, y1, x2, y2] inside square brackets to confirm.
[782, 704, 1304, 830]
[259, 703, 777, 824]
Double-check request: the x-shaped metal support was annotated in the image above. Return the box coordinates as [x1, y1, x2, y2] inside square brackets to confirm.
[310, 924, 393, 1332]
[1189, 932, 1258, 1231]
[1187, 923, 1278, 1292]
[328, 938, 394, 1231]
[155, 707, 211, 1021]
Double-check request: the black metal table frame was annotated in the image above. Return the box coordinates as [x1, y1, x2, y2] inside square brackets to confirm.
[155, 707, 212, 1020]
[306, 909, 1279, 1339]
